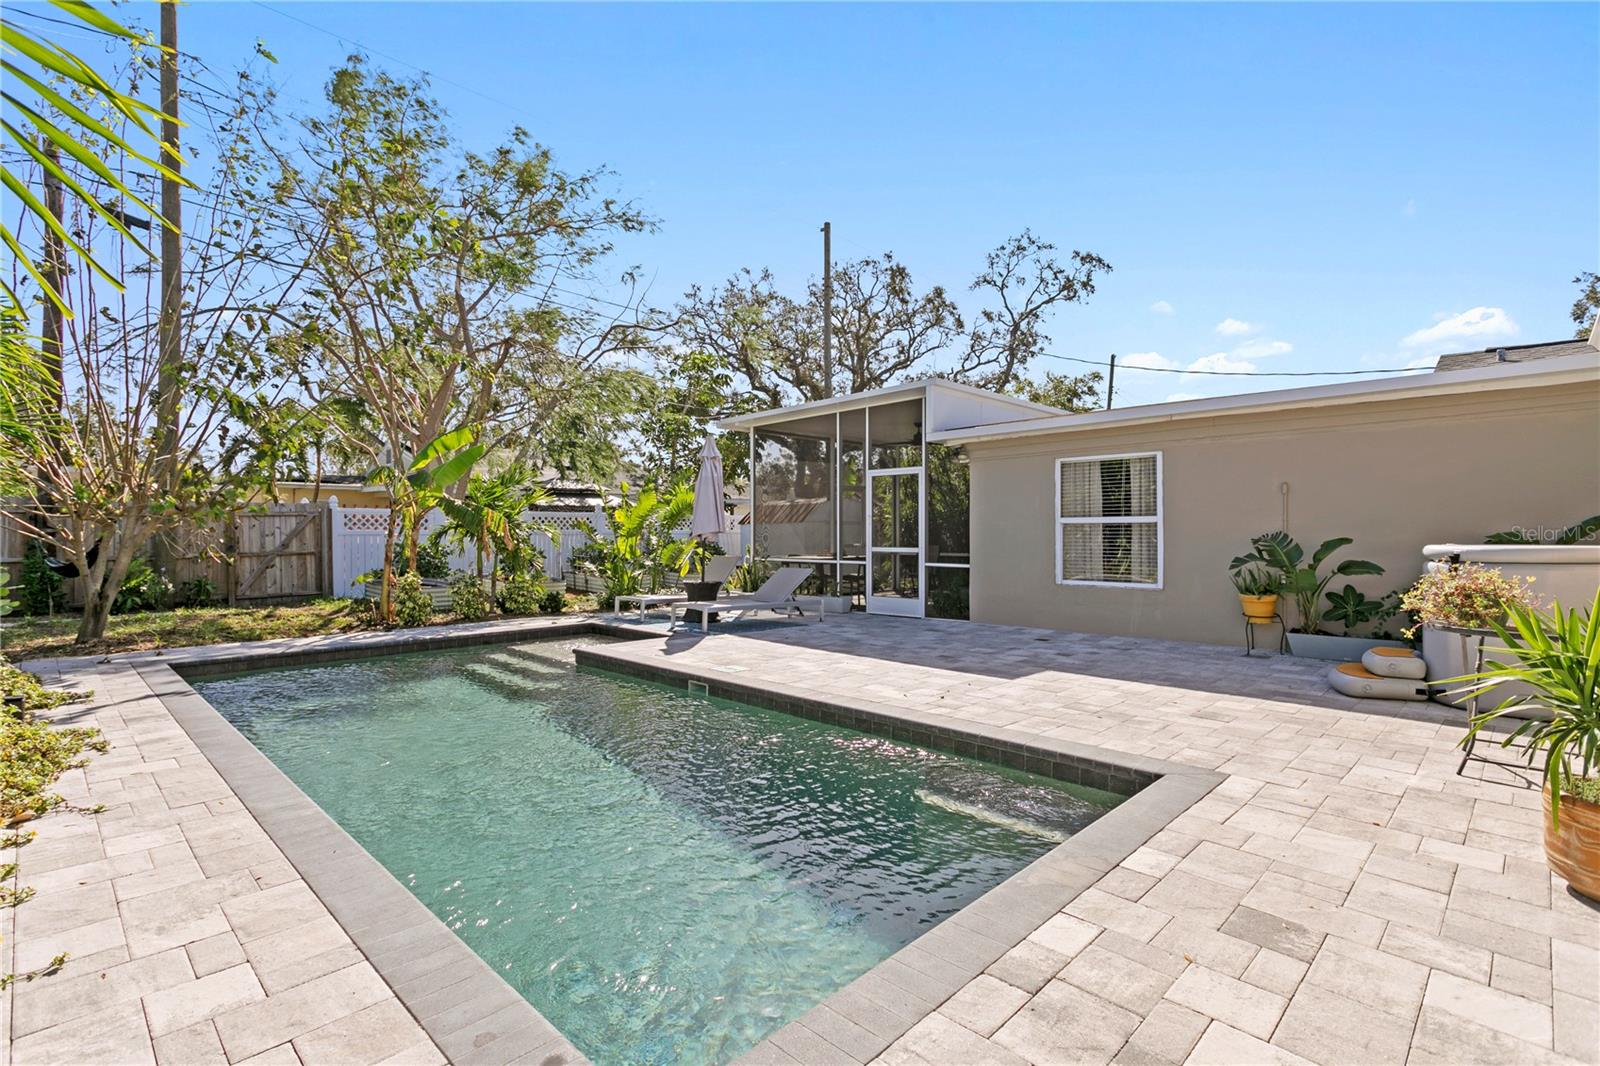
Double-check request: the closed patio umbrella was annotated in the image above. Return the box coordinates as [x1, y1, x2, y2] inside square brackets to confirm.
[689, 434, 728, 580]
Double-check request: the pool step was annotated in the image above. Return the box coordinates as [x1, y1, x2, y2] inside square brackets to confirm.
[461, 660, 562, 697]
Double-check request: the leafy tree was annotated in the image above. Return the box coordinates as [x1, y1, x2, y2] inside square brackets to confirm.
[2, 68, 304, 642]
[1572, 271, 1599, 338]
[271, 59, 658, 495]
[633, 349, 760, 487]
[954, 232, 1111, 391]
[672, 232, 1109, 405]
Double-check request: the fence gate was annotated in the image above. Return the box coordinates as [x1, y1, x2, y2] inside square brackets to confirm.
[228, 503, 330, 603]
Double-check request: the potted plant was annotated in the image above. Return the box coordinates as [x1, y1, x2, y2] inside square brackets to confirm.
[1401, 562, 1539, 703]
[1231, 531, 1391, 660]
[1230, 565, 1281, 622]
[1454, 588, 1600, 901]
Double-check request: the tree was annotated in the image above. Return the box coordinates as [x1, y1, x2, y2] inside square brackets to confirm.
[1572, 271, 1599, 338]
[1011, 369, 1104, 413]
[2, 66, 305, 643]
[632, 348, 760, 487]
[271, 60, 658, 501]
[673, 232, 1108, 406]
[954, 231, 1111, 392]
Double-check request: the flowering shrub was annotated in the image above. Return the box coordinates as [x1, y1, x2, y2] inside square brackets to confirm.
[1399, 563, 1538, 637]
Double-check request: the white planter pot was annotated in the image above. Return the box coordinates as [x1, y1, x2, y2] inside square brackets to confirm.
[1286, 632, 1409, 662]
[793, 594, 852, 616]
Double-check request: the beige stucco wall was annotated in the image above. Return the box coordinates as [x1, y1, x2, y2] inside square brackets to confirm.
[968, 380, 1600, 646]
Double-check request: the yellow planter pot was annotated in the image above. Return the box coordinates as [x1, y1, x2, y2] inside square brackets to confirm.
[1239, 593, 1279, 622]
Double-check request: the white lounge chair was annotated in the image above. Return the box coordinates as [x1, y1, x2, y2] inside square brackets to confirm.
[669, 566, 819, 633]
[613, 555, 740, 622]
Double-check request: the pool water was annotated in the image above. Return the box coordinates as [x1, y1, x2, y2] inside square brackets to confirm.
[195, 637, 1120, 1065]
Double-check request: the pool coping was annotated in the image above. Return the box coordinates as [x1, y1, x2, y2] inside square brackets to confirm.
[571, 641, 1224, 1066]
[84, 615, 1222, 1066]
[127, 616, 655, 1066]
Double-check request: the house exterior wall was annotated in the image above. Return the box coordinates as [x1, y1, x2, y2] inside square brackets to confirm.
[967, 380, 1600, 646]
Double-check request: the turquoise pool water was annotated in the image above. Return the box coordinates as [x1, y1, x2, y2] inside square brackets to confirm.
[195, 637, 1120, 1065]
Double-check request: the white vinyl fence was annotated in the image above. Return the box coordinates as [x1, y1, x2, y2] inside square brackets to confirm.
[329, 506, 745, 599]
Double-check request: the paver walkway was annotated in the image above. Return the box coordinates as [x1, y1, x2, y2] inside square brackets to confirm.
[599, 615, 1600, 1066]
[2, 658, 446, 1066]
[6, 613, 1599, 1066]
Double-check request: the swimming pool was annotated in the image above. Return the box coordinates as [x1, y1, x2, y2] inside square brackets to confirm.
[194, 636, 1121, 1064]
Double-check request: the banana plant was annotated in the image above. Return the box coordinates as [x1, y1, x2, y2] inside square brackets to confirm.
[364, 426, 485, 622]
[437, 465, 554, 600]
[1231, 531, 1383, 634]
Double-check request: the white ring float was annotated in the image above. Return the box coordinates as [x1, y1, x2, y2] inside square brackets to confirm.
[1361, 646, 1427, 680]
[1329, 662, 1429, 701]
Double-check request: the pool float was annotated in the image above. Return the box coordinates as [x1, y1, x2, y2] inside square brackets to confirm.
[1361, 646, 1427, 680]
[1329, 662, 1428, 701]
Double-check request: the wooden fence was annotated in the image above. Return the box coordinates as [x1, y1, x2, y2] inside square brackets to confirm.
[2, 503, 332, 607]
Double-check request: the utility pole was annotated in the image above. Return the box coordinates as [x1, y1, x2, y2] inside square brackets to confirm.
[1106, 353, 1117, 410]
[820, 221, 833, 398]
[40, 140, 65, 412]
[155, 0, 182, 484]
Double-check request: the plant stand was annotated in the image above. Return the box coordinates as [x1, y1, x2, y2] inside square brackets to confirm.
[1453, 627, 1540, 776]
[1243, 611, 1287, 656]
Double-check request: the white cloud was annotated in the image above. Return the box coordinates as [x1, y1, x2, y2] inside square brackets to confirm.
[1149, 300, 1174, 316]
[1215, 318, 1256, 336]
[1403, 355, 1439, 370]
[1165, 392, 1204, 403]
[1187, 352, 1257, 374]
[1120, 351, 1178, 370]
[1401, 306, 1518, 350]
[1232, 338, 1292, 359]
[1404, 199, 1417, 217]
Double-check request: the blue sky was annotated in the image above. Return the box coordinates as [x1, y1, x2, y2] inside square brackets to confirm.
[90, 3, 1600, 405]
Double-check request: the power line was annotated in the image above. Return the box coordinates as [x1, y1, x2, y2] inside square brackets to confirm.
[250, 1, 531, 120]
[1038, 351, 1427, 378]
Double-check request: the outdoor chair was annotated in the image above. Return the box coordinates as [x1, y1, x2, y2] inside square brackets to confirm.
[613, 555, 739, 622]
[669, 566, 818, 633]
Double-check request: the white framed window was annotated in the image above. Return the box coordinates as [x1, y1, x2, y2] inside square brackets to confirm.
[1055, 451, 1162, 588]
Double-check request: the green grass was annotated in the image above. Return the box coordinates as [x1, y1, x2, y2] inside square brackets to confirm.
[0, 592, 600, 664]
[0, 600, 372, 663]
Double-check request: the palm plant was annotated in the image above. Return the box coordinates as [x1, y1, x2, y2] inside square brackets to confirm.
[576, 482, 694, 606]
[363, 426, 485, 622]
[1230, 531, 1383, 634]
[438, 465, 554, 600]
[1455, 588, 1600, 830]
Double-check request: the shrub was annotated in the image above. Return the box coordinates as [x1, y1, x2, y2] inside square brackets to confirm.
[19, 541, 64, 616]
[112, 558, 172, 614]
[413, 532, 452, 580]
[500, 572, 542, 616]
[538, 588, 566, 614]
[176, 576, 218, 608]
[1400, 562, 1539, 638]
[449, 574, 491, 622]
[2, 697, 105, 826]
[392, 572, 434, 628]
[0, 662, 85, 712]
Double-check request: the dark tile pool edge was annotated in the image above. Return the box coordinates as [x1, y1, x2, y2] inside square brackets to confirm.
[571, 643, 1224, 1066]
[136, 657, 601, 1066]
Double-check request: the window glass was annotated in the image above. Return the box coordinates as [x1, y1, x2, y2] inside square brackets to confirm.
[868, 398, 922, 469]
[1057, 454, 1160, 586]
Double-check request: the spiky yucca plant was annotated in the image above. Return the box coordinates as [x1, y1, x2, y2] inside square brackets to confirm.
[1454, 588, 1600, 829]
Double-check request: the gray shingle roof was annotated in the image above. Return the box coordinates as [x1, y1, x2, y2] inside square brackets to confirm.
[1432, 337, 1597, 371]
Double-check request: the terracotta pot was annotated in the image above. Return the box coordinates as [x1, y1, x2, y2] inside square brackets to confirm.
[1544, 784, 1600, 902]
[1239, 593, 1279, 623]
